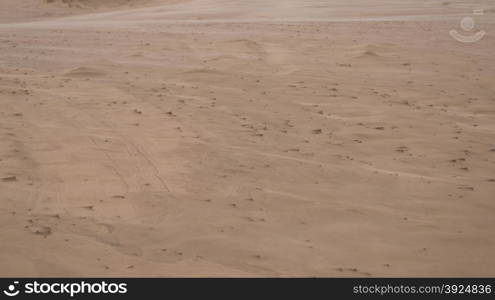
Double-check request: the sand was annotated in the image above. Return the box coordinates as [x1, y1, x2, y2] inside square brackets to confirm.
[0, 0, 494, 277]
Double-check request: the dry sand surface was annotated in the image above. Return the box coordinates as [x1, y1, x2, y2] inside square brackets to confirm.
[1, 0, 494, 277]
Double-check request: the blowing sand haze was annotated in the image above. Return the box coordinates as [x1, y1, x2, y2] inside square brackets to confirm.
[0, 0, 494, 277]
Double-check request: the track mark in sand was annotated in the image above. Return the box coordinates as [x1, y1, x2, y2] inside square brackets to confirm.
[223, 185, 239, 203]
[127, 139, 173, 196]
[216, 143, 456, 183]
[76, 101, 175, 197]
[90, 137, 130, 190]
[262, 189, 317, 204]
[91, 132, 174, 197]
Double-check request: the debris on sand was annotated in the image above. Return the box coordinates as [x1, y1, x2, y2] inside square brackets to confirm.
[2, 176, 17, 182]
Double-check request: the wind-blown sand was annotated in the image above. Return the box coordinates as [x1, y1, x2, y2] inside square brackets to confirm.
[0, 0, 494, 277]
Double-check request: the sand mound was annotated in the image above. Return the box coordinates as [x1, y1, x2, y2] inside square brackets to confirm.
[342, 43, 400, 61]
[355, 44, 385, 58]
[64, 66, 106, 77]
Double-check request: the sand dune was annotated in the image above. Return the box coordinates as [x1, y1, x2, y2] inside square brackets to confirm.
[0, 0, 494, 277]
